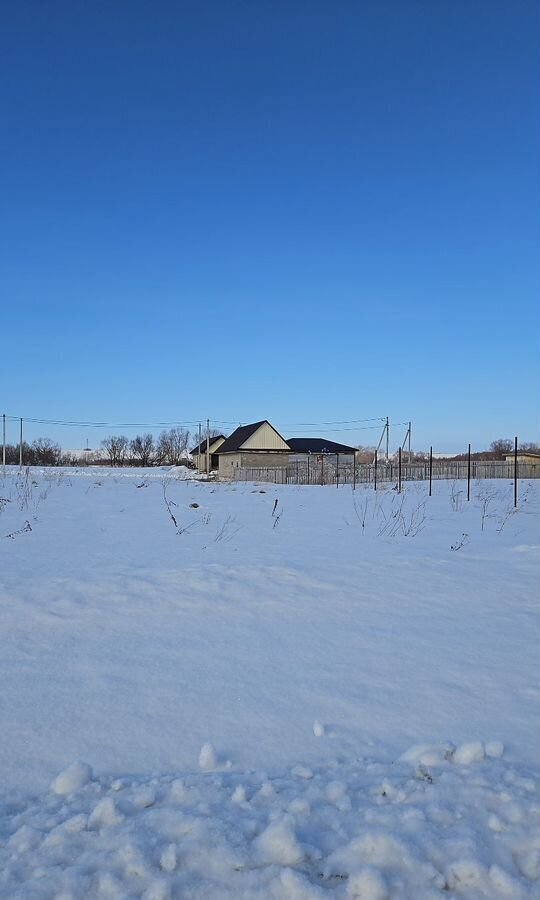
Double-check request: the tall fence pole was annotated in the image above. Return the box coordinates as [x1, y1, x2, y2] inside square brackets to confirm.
[429, 446, 432, 497]
[19, 418, 23, 469]
[467, 444, 471, 501]
[2, 413, 5, 477]
[514, 436, 518, 508]
[374, 449, 378, 491]
[398, 446, 402, 493]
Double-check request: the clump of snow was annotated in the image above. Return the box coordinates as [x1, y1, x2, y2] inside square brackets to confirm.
[198, 742, 218, 771]
[51, 760, 93, 795]
[486, 740, 505, 759]
[88, 796, 123, 829]
[253, 816, 304, 866]
[454, 741, 485, 765]
[159, 843, 177, 873]
[313, 720, 325, 737]
[346, 867, 388, 900]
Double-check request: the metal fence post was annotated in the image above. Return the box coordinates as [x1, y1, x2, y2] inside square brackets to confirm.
[467, 444, 471, 501]
[514, 436, 518, 508]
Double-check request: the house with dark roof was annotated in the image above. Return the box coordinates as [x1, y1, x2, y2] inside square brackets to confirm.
[216, 420, 291, 475]
[191, 435, 226, 473]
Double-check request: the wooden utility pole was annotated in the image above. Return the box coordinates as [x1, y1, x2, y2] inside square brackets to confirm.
[408, 421, 411, 463]
[206, 418, 210, 475]
[198, 422, 202, 473]
[385, 416, 389, 462]
[19, 418, 23, 469]
[2, 413, 5, 476]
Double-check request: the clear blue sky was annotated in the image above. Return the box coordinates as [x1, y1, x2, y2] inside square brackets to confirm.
[1, 1, 538, 453]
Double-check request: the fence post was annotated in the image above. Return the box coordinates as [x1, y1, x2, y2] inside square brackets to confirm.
[353, 454, 356, 491]
[398, 447, 402, 493]
[514, 436, 518, 508]
[336, 454, 339, 488]
[321, 456, 324, 486]
[374, 449, 378, 491]
[429, 446, 432, 497]
[467, 444, 471, 501]
[307, 454, 310, 485]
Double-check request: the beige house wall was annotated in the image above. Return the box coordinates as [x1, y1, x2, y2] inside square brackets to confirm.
[218, 451, 289, 476]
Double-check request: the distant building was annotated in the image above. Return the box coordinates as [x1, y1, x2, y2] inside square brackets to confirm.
[216, 420, 290, 475]
[504, 451, 540, 466]
[191, 435, 226, 473]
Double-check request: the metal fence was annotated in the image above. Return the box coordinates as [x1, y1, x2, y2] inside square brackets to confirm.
[231, 459, 540, 487]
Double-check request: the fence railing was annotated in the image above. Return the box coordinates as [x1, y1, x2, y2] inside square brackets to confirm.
[230, 459, 540, 487]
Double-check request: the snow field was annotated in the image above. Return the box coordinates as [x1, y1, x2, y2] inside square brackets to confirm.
[0, 467, 539, 896]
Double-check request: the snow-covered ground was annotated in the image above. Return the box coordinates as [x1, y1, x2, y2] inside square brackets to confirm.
[0, 467, 538, 897]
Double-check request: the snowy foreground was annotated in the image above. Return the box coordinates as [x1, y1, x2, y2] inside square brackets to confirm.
[0, 467, 538, 898]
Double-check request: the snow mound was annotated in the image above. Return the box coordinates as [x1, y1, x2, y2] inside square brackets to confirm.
[1, 750, 538, 898]
[51, 760, 93, 795]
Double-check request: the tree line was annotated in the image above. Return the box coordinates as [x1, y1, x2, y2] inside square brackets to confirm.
[1, 428, 225, 468]
[2, 433, 537, 468]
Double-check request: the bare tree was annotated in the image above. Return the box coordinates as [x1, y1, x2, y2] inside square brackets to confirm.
[101, 435, 129, 466]
[489, 439, 513, 457]
[156, 428, 191, 466]
[129, 434, 155, 467]
[32, 438, 62, 466]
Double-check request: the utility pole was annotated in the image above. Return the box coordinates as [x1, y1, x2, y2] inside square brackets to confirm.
[408, 421, 411, 463]
[198, 422, 202, 474]
[206, 418, 210, 476]
[2, 414, 6, 476]
[385, 416, 389, 462]
[19, 418, 23, 469]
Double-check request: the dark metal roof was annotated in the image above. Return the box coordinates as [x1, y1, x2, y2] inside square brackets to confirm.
[217, 420, 289, 454]
[191, 435, 226, 455]
[286, 437, 357, 454]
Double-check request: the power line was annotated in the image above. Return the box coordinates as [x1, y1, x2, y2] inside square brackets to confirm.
[4, 414, 410, 434]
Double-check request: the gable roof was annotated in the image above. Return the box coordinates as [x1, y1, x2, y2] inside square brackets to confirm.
[217, 420, 289, 454]
[191, 435, 226, 455]
[286, 437, 357, 454]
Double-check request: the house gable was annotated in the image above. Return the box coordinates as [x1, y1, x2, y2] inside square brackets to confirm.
[217, 420, 290, 454]
[191, 436, 226, 456]
[240, 421, 290, 451]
